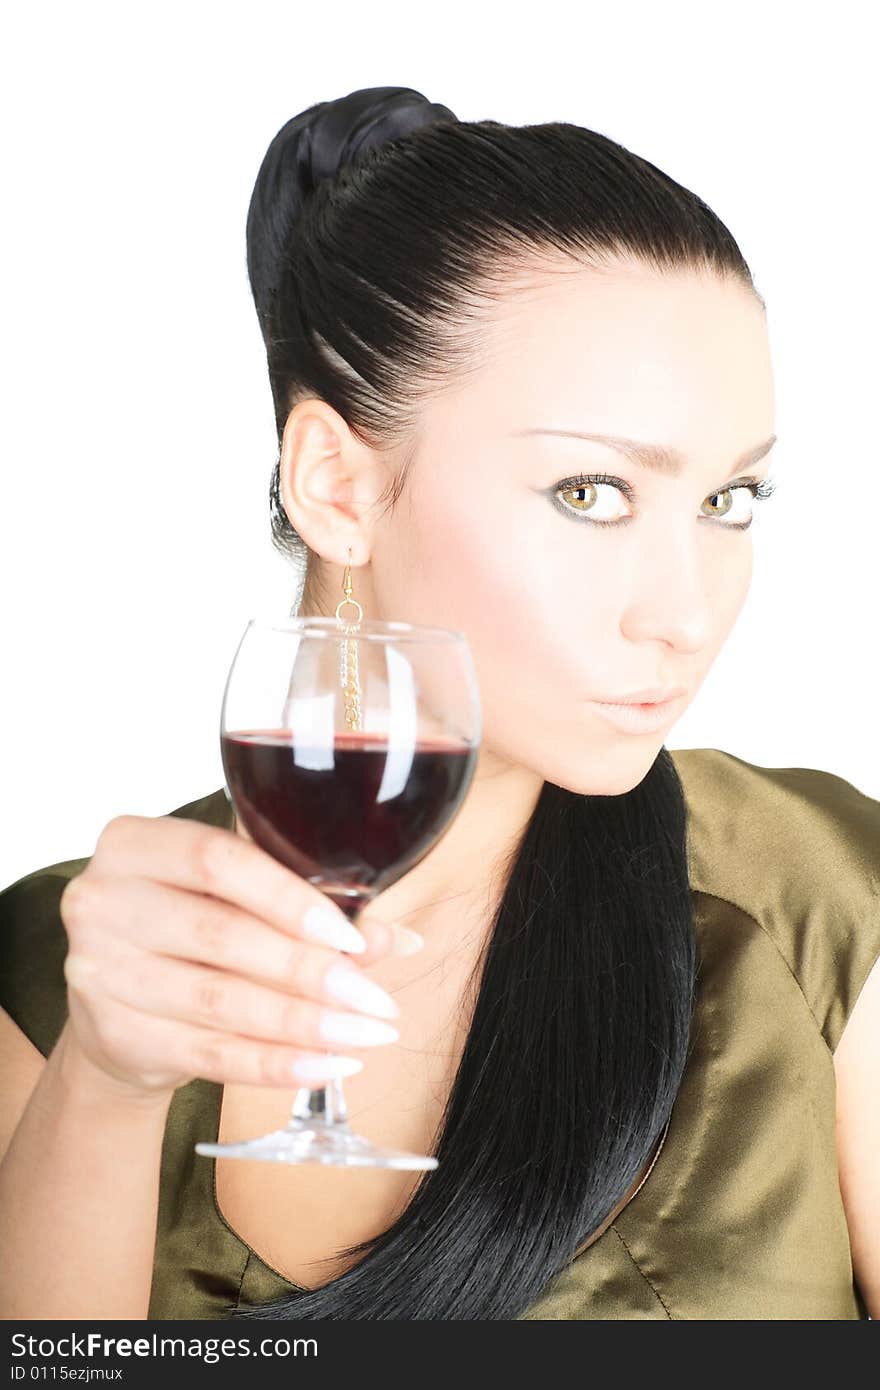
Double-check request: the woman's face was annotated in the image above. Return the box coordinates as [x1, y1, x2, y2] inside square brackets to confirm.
[299, 259, 776, 797]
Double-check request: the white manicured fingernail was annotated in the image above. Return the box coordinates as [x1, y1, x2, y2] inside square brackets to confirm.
[302, 904, 366, 954]
[391, 924, 425, 956]
[319, 1011, 400, 1047]
[290, 1053, 364, 1083]
[324, 964, 400, 1019]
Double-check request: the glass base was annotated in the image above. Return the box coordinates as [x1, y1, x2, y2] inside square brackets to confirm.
[195, 1116, 439, 1170]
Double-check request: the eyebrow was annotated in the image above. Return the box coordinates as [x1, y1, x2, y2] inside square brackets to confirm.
[510, 428, 778, 478]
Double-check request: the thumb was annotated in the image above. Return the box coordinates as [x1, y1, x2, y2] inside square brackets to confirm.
[354, 918, 425, 965]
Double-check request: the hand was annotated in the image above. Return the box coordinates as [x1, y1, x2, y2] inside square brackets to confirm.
[58, 814, 405, 1103]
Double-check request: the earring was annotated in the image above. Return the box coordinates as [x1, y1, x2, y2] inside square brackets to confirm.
[335, 548, 363, 732]
[334, 548, 364, 626]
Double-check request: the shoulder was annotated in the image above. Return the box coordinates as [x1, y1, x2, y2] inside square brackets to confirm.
[669, 747, 880, 1054]
[0, 787, 232, 1057]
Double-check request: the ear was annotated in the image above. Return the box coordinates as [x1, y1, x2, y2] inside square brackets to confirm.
[277, 398, 390, 567]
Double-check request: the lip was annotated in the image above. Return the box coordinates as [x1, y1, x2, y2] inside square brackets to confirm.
[588, 691, 687, 734]
[594, 687, 687, 705]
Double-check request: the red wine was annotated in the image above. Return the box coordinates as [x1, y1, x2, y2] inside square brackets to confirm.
[221, 728, 478, 917]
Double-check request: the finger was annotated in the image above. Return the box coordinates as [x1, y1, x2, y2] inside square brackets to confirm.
[79, 946, 401, 1053]
[77, 995, 368, 1090]
[66, 873, 379, 997]
[352, 915, 395, 964]
[92, 815, 363, 953]
[178, 1018, 370, 1088]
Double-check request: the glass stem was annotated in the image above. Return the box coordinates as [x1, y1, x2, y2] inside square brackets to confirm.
[289, 1072, 349, 1128]
[286, 890, 369, 1130]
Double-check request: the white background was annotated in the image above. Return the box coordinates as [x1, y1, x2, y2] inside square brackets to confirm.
[3, 0, 877, 886]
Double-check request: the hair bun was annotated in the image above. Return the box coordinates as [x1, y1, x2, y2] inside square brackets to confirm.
[297, 85, 457, 195]
[247, 86, 457, 328]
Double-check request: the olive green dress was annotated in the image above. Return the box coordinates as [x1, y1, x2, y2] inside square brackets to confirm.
[2, 747, 878, 1320]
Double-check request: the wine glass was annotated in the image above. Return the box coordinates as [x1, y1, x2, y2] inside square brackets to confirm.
[194, 612, 481, 1170]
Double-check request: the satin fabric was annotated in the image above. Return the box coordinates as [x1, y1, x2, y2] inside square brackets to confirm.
[2, 747, 876, 1319]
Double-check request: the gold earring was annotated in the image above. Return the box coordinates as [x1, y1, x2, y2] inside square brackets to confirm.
[334, 548, 364, 626]
[335, 548, 363, 732]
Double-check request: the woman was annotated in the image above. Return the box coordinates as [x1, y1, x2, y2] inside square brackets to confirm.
[1, 86, 878, 1321]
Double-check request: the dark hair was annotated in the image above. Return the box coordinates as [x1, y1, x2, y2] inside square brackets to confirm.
[234, 86, 760, 1320]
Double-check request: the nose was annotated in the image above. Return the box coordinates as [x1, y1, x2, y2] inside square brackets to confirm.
[618, 531, 722, 653]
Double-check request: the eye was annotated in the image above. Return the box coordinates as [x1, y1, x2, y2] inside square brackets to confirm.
[551, 473, 777, 531]
[552, 473, 633, 526]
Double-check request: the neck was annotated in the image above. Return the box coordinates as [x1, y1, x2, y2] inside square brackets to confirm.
[366, 743, 542, 944]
